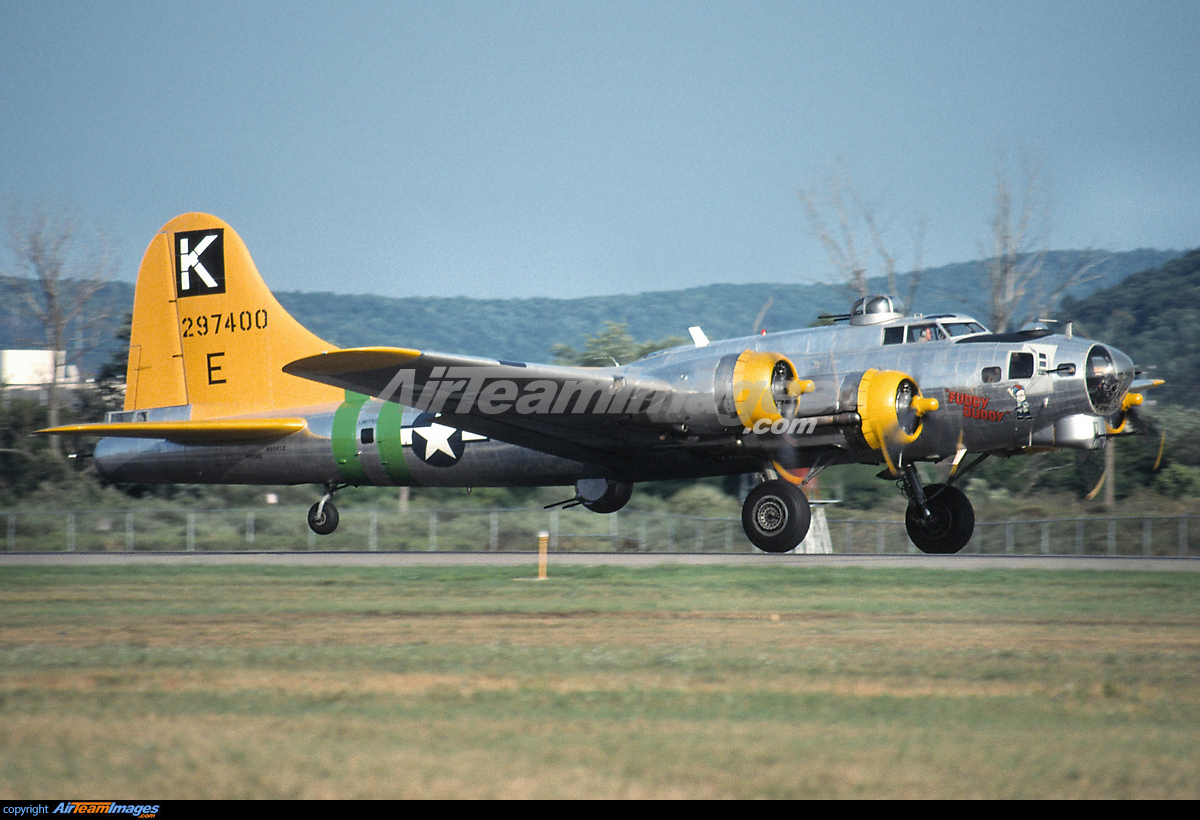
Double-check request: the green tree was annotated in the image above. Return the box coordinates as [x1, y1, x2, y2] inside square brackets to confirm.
[81, 311, 132, 419]
[0, 398, 67, 501]
[551, 321, 685, 366]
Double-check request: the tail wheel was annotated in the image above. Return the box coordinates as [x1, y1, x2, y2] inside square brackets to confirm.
[308, 501, 339, 535]
[742, 479, 812, 553]
[905, 483, 974, 554]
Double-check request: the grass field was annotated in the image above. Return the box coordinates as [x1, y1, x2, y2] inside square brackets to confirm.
[2, 563, 1199, 798]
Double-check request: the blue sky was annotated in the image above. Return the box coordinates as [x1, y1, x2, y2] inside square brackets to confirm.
[2, 1, 1197, 299]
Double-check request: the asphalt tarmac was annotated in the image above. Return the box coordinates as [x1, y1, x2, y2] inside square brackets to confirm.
[3, 551, 1198, 571]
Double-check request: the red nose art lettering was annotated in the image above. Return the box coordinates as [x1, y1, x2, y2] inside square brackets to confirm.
[945, 390, 1008, 421]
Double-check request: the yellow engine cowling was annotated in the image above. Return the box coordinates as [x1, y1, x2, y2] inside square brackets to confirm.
[856, 369, 939, 452]
[730, 350, 812, 429]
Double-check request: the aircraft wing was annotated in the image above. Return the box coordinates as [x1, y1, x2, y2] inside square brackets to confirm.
[283, 347, 681, 462]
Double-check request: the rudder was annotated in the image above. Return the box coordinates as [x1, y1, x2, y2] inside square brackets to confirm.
[124, 214, 342, 418]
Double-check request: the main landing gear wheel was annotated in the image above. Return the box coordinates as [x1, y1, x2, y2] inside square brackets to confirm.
[905, 483, 974, 554]
[308, 500, 339, 535]
[742, 479, 812, 553]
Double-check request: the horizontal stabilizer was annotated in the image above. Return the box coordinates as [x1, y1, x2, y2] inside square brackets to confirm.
[37, 418, 308, 444]
[283, 346, 424, 376]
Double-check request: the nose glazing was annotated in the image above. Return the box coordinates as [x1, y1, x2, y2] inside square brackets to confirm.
[1085, 345, 1135, 415]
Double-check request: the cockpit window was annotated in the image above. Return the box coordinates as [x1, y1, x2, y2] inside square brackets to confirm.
[907, 324, 946, 343]
[943, 321, 987, 337]
[883, 320, 985, 345]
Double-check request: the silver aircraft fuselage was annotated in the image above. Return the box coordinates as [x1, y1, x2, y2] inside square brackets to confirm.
[94, 311, 1134, 489]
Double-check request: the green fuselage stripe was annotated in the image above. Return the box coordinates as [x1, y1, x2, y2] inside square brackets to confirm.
[332, 391, 370, 484]
[377, 401, 414, 484]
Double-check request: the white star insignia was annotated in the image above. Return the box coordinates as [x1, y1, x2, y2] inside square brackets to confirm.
[401, 414, 486, 466]
[416, 422, 459, 461]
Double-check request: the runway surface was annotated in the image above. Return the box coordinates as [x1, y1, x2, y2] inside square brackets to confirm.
[3, 551, 1198, 571]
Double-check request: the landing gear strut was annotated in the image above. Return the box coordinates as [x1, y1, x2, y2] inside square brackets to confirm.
[308, 485, 342, 535]
[901, 466, 974, 554]
[741, 479, 812, 553]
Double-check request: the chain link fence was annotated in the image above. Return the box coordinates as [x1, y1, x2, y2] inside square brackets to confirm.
[2, 505, 1198, 556]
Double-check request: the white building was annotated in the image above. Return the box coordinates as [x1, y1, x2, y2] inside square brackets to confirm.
[1, 350, 82, 399]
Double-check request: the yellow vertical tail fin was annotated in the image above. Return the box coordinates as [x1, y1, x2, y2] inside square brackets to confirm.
[125, 213, 342, 418]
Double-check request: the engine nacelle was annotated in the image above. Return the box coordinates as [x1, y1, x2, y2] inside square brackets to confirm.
[723, 350, 811, 429]
[855, 369, 939, 452]
[639, 349, 808, 433]
[763, 367, 937, 452]
[641, 352, 936, 451]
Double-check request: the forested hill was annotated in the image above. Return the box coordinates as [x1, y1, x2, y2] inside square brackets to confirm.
[1061, 248, 1200, 407]
[275, 247, 1179, 362]
[0, 248, 1184, 373]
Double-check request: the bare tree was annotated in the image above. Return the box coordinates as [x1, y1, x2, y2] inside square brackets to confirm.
[2, 204, 117, 454]
[798, 159, 925, 312]
[981, 154, 1049, 332]
[980, 154, 1109, 332]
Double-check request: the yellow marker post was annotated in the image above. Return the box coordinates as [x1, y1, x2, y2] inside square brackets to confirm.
[537, 530, 549, 580]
